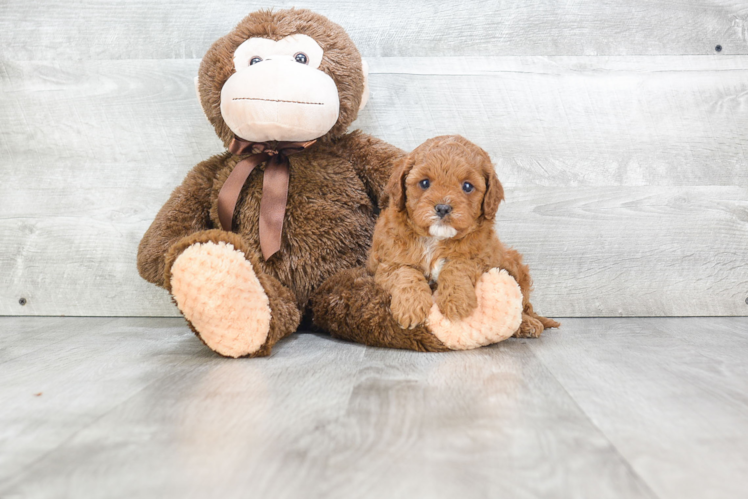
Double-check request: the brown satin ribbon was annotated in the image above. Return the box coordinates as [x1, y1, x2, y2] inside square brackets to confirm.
[217, 136, 316, 260]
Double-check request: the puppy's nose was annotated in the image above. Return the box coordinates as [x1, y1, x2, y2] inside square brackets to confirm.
[435, 204, 452, 218]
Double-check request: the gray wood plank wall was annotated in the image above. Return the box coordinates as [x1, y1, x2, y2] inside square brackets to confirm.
[1, 1, 747, 317]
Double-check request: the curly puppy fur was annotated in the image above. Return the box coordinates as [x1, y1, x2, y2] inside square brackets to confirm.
[367, 135, 559, 338]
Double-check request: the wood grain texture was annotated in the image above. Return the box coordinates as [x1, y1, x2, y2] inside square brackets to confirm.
[1, 57, 747, 316]
[363, 56, 748, 188]
[0, 317, 204, 483]
[0, 317, 655, 498]
[0, 59, 218, 317]
[315, 345, 652, 498]
[1, 0, 747, 60]
[528, 317, 748, 498]
[499, 185, 748, 317]
[2, 317, 748, 497]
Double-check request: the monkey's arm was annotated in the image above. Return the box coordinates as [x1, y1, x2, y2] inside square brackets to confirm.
[137, 153, 229, 288]
[336, 130, 405, 207]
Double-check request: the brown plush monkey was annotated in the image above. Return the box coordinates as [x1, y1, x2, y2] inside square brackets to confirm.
[138, 8, 526, 357]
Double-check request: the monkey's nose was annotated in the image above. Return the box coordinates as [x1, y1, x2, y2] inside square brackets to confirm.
[435, 204, 452, 218]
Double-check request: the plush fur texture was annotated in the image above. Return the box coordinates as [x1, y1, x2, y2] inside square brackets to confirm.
[368, 135, 559, 339]
[137, 10, 554, 357]
[311, 267, 451, 352]
[137, 9, 415, 356]
[161, 229, 302, 357]
[428, 268, 523, 350]
[137, 129, 405, 355]
[197, 8, 366, 147]
[171, 241, 271, 358]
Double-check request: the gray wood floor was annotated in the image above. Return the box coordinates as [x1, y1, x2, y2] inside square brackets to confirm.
[1, 317, 747, 498]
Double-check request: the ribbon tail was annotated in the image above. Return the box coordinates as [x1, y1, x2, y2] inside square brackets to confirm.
[217, 154, 265, 231]
[259, 156, 290, 260]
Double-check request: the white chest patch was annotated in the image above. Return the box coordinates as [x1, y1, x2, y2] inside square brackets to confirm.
[422, 237, 437, 268]
[430, 258, 446, 282]
[421, 237, 446, 283]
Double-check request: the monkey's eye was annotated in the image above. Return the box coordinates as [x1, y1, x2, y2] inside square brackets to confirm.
[462, 182, 475, 193]
[419, 179, 430, 190]
[294, 52, 309, 64]
[249, 56, 263, 66]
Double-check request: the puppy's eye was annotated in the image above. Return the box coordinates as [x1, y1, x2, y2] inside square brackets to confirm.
[462, 182, 475, 193]
[294, 52, 309, 64]
[249, 56, 263, 65]
[419, 179, 430, 189]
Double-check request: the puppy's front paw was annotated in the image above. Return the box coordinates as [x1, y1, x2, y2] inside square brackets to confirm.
[391, 289, 433, 329]
[436, 283, 478, 321]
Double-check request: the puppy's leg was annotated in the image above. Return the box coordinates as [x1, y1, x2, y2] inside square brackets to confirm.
[499, 247, 560, 338]
[524, 301, 561, 329]
[434, 260, 480, 321]
[515, 313, 545, 338]
[375, 264, 433, 329]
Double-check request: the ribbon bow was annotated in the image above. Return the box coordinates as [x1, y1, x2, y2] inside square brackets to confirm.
[217, 136, 316, 260]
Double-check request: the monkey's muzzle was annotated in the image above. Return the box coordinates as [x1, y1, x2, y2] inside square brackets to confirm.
[220, 60, 340, 142]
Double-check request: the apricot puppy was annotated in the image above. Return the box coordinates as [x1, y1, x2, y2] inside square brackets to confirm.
[367, 135, 558, 337]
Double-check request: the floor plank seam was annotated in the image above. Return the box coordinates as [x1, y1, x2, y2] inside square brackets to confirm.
[525, 342, 660, 498]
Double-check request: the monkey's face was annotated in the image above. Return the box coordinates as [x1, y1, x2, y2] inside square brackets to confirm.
[198, 9, 369, 146]
[220, 34, 341, 142]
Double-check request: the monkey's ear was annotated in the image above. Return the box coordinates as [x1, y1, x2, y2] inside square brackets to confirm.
[482, 166, 504, 220]
[384, 155, 414, 211]
[359, 58, 369, 111]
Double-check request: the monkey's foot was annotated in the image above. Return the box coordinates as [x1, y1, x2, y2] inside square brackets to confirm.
[170, 241, 271, 358]
[427, 268, 523, 350]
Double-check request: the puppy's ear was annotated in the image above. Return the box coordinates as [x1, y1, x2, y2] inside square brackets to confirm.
[482, 167, 504, 220]
[384, 155, 414, 211]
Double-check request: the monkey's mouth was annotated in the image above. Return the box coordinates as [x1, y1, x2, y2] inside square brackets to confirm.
[233, 97, 324, 106]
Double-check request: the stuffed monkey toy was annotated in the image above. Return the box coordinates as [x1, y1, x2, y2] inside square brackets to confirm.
[138, 8, 536, 357]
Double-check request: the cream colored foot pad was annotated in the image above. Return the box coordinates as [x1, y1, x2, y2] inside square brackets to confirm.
[171, 241, 271, 358]
[428, 268, 523, 350]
